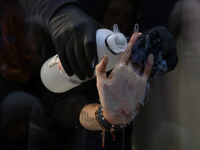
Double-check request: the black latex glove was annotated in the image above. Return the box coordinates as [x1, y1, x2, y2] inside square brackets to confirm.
[131, 26, 178, 76]
[49, 5, 104, 80]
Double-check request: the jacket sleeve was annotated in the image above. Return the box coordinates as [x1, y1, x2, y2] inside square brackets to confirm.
[41, 87, 92, 129]
[40, 78, 99, 129]
[17, 0, 83, 27]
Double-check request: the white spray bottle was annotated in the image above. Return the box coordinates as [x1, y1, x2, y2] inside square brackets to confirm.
[40, 24, 127, 93]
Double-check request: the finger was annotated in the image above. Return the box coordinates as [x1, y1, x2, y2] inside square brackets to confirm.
[142, 54, 154, 80]
[95, 55, 108, 82]
[118, 33, 142, 65]
[66, 44, 86, 80]
[74, 36, 94, 78]
[84, 28, 98, 74]
[55, 35, 74, 76]
[57, 48, 74, 76]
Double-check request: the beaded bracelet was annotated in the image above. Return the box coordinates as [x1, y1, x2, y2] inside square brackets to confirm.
[95, 106, 130, 148]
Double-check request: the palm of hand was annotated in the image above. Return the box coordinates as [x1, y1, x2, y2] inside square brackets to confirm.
[96, 33, 153, 125]
[99, 62, 146, 115]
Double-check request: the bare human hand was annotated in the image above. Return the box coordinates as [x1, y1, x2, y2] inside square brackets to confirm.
[95, 33, 154, 125]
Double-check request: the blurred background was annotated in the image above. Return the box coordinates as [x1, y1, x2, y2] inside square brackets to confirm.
[132, 0, 200, 149]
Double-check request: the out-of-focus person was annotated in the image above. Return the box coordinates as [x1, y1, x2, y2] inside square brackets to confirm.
[0, 91, 38, 150]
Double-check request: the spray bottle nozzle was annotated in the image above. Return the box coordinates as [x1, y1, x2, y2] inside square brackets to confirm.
[114, 33, 127, 46]
[105, 32, 127, 55]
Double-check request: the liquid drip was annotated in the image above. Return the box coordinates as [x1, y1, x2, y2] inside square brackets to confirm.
[122, 125, 125, 150]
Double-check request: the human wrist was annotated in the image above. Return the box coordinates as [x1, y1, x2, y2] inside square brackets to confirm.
[79, 103, 102, 131]
[95, 106, 131, 130]
[102, 106, 132, 125]
[95, 106, 131, 148]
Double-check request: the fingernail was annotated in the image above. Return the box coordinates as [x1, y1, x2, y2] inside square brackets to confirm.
[101, 55, 105, 61]
[130, 33, 140, 43]
[134, 32, 142, 39]
[133, 32, 139, 38]
[149, 54, 154, 65]
[134, 32, 139, 36]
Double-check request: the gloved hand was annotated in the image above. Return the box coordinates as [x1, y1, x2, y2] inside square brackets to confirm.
[49, 5, 104, 80]
[131, 26, 178, 76]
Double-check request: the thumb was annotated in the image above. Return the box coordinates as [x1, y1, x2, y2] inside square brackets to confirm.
[95, 55, 108, 83]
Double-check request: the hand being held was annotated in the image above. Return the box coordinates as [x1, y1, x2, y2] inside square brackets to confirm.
[96, 33, 154, 125]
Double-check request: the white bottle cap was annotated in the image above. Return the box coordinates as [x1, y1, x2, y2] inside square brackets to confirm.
[106, 32, 127, 54]
[40, 55, 83, 93]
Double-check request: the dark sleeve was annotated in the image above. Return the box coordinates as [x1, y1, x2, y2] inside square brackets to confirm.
[41, 79, 99, 129]
[17, 0, 82, 26]
[42, 88, 91, 129]
[137, 0, 179, 32]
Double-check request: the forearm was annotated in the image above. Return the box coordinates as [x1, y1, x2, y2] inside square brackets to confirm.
[79, 103, 102, 131]
[41, 87, 93, 129]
